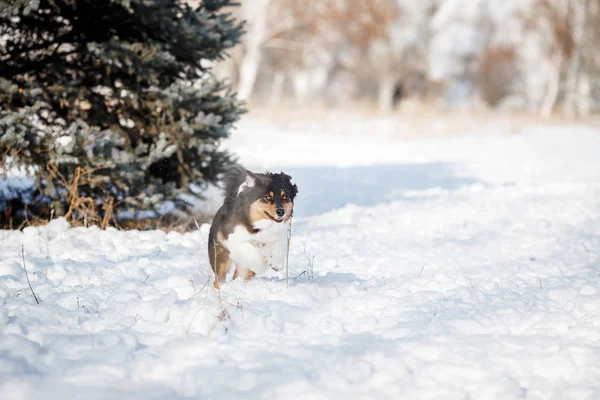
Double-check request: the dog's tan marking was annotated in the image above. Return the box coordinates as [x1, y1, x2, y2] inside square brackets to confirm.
[249, 199, 278, 224]
[250, 198, 294, 223]
[233, 266, 256, 280]
[210, 240, 232, 289]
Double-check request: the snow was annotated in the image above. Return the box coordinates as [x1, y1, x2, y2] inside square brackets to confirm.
[1, 116, 600, 399]
[0, 164, 35, 208]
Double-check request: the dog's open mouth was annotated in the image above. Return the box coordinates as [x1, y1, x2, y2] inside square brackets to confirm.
[264, 211, 283, 223]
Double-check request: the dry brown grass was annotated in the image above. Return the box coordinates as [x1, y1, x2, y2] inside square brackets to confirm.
[7, 209, 213, 232]
[2, 162, 214, 232]
[45, 163, 117, 229]
[6, 206, 212, 233]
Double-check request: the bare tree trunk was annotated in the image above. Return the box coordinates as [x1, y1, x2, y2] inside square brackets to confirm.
[236, 0, 270, 101]
[575, 0, 591, 116]
[292, 70, 309, 104]
[564, 0, 588, 117]
[541, 53, 562, 118]
[269, 72, 285, 105]
[577, 72, 592, 116]
[378, 75, 396, 114]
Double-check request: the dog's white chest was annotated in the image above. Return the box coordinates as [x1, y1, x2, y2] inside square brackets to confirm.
[251, 219, 288, 241]
[224, 220, 288, 272]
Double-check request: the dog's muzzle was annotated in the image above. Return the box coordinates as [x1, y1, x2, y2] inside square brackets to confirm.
[264, 211, 283, 223]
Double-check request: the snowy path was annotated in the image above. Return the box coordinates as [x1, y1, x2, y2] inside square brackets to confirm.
[1, 118, 600, 399]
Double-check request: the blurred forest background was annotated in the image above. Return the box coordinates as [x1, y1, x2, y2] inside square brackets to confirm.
[216, 0, 600, 117]
[1, 0, 599, 231]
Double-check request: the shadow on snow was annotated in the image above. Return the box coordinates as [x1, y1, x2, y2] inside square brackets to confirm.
[284, 163, 482, 217]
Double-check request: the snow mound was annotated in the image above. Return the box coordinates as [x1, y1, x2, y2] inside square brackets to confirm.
[1, 118, 600, 399]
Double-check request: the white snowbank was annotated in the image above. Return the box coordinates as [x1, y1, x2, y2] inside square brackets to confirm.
[1, 116, 600, 399]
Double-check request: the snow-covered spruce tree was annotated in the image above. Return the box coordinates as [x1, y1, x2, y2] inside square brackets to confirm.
[0, 0, 244, 226]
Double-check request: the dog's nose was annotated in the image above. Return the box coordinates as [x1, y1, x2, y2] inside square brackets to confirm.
[276, 208, 285, 218]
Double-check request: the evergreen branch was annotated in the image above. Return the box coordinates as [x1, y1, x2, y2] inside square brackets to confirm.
[2, 31, 75, 58]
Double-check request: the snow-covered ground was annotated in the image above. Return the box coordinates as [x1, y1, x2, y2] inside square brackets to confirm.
[1, 116, 600, 399]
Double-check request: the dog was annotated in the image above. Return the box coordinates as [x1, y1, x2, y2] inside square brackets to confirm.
[208, 165, 298, 288]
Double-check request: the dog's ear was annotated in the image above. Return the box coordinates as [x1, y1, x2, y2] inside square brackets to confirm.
[244, 170, 257, 187]
[233, 169, 258, 197]
[277, 172, 298, 199]
[280, 172, 294, 183]
[280, 172, 298, 199]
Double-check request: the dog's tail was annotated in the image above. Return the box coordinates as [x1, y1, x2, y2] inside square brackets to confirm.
[222, 164, 249, 203]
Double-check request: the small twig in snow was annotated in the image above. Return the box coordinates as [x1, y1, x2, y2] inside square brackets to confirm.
[285, 216, 293, 289]
[21, 245, 39, 304]
[188, 276, 211, 300]
[186, 305, 208, 336]
[192, 216, 212, 299]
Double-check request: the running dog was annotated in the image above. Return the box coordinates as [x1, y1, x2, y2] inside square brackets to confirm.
[208, 165, 298, 288]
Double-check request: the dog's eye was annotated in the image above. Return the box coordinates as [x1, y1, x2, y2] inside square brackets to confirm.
[282, 194, 287, 201]
[265, 195, 273, 202]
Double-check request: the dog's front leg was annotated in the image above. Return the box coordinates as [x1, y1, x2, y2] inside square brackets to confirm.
[264, 240, 287, 271]
[227, 241, 269, 273]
